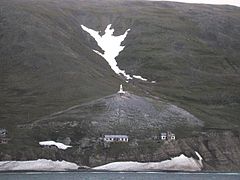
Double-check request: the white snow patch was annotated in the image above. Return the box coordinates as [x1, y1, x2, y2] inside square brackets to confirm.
[39, 141, 72, 150]
[132, 75, 148, 81]
[81, 24, 132, 80]
[93, 152, 203, 171]
[0, 159, 79, 171]
[81, 24, 149, 82]
[195, 151, 203, 166]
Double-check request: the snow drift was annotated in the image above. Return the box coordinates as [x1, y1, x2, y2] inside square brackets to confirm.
[39, 141, 72, 150]
[93, 152, 203, 171]
[0, 159, 79, 171]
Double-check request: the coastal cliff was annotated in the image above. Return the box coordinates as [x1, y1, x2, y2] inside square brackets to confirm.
[1, 130, 239, 171]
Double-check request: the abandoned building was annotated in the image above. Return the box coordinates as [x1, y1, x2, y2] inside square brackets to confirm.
[103, 135, 129, 143]
[0, 128, 9, 144]
[0, 128, 7, 137]
[160, 131, 175, 141]
[160, 133, 167, 140]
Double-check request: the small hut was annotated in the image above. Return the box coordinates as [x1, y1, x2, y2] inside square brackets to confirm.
[0, 128, 10, 144]
[0, 128, 7, 137]
[160, 131, 175, 141]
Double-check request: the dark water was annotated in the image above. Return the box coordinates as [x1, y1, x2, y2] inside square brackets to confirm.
[0, 172, 239, 180]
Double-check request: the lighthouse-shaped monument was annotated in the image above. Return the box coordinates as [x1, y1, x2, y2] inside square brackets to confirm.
[118, 84, 125, 94]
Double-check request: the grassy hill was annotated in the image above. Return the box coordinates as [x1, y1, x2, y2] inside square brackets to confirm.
[0, 0, 240, 170]
[0, 0, 239, 142]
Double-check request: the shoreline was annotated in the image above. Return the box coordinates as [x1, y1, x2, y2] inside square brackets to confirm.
[0, 169, 240, 174]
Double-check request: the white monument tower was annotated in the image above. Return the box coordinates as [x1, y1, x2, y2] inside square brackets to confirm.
[118, 84, 125, 94]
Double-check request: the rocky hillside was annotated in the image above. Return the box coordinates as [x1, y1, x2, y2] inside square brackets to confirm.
[0, 0, 240, 171]
[1, 129, 239, 172]
[23, 92, 202, 139]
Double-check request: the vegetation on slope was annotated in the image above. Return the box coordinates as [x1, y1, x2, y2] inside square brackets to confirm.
[0, 0, 240, 170]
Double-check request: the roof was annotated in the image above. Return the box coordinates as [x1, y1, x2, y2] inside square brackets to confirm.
[104, 135, 128, 138]
[161, 133, 167, 136]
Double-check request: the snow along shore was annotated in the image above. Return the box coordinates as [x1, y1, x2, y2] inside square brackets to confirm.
[39, 141, 72, 150]
[93, 152, 203, 171]
[0, 159, 79, 171]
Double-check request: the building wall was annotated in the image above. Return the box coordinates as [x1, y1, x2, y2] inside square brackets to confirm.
[104, 137, 128, 142]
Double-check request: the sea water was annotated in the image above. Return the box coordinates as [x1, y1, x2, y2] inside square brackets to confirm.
[0, 172, 240, 180]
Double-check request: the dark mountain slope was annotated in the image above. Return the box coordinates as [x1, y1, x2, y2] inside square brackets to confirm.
[1, 0, 239, 131]
[82, 0, 240, 129]
[0, 0, 240, 171]
[0, 0, 124, 129]
[115, 2, 240, 129]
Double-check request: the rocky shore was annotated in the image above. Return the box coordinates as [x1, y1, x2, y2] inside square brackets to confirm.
[0, 130, 239, 172]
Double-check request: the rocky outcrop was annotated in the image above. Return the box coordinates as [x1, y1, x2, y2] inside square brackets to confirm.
[0, 130, 239, 171]
[87, 130, 240, 171]
[27, 93, 203, 139]
[159, 130, 240, 171]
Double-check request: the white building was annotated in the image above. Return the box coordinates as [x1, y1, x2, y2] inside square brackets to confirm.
[160, 132, 175, 141]
[104, 135, 128, 143]
[169, 132, 175, 140]
[160, 133, 167, 140]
